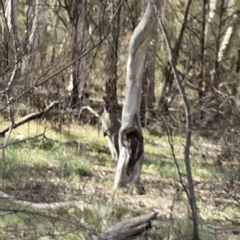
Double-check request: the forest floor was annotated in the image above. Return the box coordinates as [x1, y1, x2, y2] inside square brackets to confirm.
[0, 120, 240, 239]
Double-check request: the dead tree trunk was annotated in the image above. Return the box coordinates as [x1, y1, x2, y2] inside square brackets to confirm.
[95, 212, 157, 240]
[114, 0, 164, 192]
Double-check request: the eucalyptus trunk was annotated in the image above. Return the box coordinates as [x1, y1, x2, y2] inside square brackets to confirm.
[114, 0, 164, 192]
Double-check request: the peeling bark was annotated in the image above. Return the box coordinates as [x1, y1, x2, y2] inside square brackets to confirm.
[114, 0, 164, 191]
[95, 212, 157, 240]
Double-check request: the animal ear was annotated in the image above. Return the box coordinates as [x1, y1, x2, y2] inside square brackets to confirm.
[102, 96, 117, 114]
[102, 96, 111, 112]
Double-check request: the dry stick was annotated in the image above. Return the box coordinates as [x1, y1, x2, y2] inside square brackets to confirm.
[161, 116, 189, 197]
[0, 190, 92, 210]
[154, 5, 200, 240]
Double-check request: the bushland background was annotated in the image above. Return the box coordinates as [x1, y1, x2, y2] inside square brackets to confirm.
[0, 0, 240, 239]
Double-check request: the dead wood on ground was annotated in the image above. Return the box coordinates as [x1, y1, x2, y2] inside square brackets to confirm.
[95, 212, 157, 240]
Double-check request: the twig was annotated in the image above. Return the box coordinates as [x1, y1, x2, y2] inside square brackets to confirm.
[161, 116, 189, 197]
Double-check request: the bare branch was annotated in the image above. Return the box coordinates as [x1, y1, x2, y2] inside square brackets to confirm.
[95, 212, 157, 240]
[0, 101, 60, 137]
[78, 106, 100, 119]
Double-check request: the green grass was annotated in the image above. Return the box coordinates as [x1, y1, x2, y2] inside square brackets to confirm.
[0, 119, 240, 239]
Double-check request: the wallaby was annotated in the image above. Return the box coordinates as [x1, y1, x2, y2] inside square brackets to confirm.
[100, 100, 121, 161]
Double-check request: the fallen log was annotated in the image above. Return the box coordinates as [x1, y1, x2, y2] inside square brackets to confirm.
[0, 101, 60, 137]
[95, 212, 157, 240]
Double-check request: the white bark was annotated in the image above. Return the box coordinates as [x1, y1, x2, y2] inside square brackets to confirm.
[204, 0, 221, 60]
[4, 0, 18, 32]
[218, 0, 239, 62]
[4, 0, 11, 31]
[2, 0, 19, 62]
[205, 0, 232, 57]
[114, 0, 164, 190]
[218, 25, 233, 62]
[205, 0, 221, 38]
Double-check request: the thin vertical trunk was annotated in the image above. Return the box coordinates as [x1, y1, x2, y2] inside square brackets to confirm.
[199, 0, 207, 119]
[0, 0, 10, 70]
[158, 0, 192, 112]
[22, 0, 48, 75]
[1, 0, 19, 69]
[23, 0, 34, 47]
[1, 0, 18, 164]
[10, 0, 19, 48]
[105, 0, 122, 107]
[218, 0, 239, 64]
[155, 5, 200, 239]
[212, 0, 225, 89]
[204, 0, 221, 91]
[67, 0, 89, 107]
[51, 3, 60, 65]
